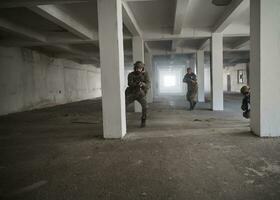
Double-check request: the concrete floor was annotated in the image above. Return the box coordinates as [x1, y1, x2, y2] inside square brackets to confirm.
[0, 94, 280, 200]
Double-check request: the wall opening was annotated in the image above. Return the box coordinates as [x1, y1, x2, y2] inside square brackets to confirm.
[157, 65, 185, 95]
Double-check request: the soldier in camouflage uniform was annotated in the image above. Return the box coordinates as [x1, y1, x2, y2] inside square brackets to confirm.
[183, 67, 198, 110]
[240, 85, 250, 119]
[125, 61, 150, 127]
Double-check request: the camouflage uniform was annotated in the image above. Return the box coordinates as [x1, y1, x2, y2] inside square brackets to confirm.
[125, 71, 150, 121]
[183, 72, 198, 110]
[241, 95, 250, 119]
[240, 86, 250, 119]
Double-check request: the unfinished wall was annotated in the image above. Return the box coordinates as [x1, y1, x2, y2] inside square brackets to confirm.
[0, 47, 101, 116]
[223, 63, 248, 92]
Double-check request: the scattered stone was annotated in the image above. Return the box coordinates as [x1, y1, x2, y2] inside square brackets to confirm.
[141, 192, 147, 196]
[245, 180, 255, 184]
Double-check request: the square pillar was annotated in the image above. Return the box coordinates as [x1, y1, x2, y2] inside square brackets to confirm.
[197, 50, 205, 102]
[132, 36, 144, 112]
[250, 0, 280, 137]
[145, 52, 154, 103]
[211, 33, 224, 111]
[97, 0, 126, 138]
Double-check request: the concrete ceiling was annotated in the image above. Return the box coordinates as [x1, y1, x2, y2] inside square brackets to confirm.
[183, 0, 229, 29]
[147, 40, 173, 51]
[127, 0, 176, 34]
[60, 1, 98, 31]
[0, 7, 66, 33]
[0, 0, 250, 65]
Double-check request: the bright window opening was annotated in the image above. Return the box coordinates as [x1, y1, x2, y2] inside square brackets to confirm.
[163, 75, 176, 87]
[158, 66, 185, 95]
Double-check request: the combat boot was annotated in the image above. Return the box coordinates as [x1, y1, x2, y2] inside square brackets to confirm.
[189, 101, 193, 111]
[192, 101, 197, 110]
[140, 117, 146, 128]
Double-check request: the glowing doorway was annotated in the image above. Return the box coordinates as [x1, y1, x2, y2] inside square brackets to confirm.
[158, 66, 185, 95]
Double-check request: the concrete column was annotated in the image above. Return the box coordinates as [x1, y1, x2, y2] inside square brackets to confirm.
[145, 52, 154, 103]
[250, 0, 280, 137]
[211, 33, 224, 111]
[197, 50, 205, 102]
[97, 0, 126, 138]
[132, 36, 144, 112]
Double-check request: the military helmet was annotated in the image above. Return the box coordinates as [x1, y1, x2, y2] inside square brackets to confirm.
[134, 61, 145, 71]
[240, 85, 250, 94]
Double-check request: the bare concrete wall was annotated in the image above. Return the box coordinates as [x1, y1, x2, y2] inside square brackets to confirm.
[0, 47, 101, 116]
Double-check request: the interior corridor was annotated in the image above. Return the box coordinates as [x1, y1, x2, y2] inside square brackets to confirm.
[1, 95, 280, 200]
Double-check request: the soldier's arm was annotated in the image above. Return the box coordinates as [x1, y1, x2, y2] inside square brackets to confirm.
[183, 75, 188, 83]
[241, 97, 248, 111]
[183, 74, 191, 83]
[128, 73, 138, 87]
[192, 74, 197, 81]
[142, 72, 151, 90]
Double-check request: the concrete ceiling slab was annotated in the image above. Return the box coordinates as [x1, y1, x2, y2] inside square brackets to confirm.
[58, 1, 98, 32]
[147, 40, 172, 51]
[71, 43, 99, 52]
[183, 0, 229, 29]
[0, 7, 66, 33]
[0, 0, 252, 64]
[127, 0, 176, 34]
[178, 38, 207, 49]
[223, 36, 249, 48]
[223, 5, 249, 35]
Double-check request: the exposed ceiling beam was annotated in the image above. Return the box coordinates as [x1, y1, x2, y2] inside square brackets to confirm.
[0, 38, 95, 47]
[151, 48, 197, 56]
[0, 18, 98, 62]
[0, 35, 132, 47]
[171, 39, 184, 52]
[171, 40, 178, 51]
[198, 39, 209, 50]
[144, 42, 151, 53]
[0, 0, 90, 8]
[223, 33, 249, 37]
[213, 0, 249, 33]
[53, 44, 99, 61]
[56, 52, 98, 61]
[122, 1, 142, 37]
[231, 37, 250, 49]
[143, 28, 212, 41]
[173, 0, 190, 34]
[124, 0, 157, 2]
[55, 53, 99, 65]
[0, 18, 47, 42]
[172, 0, 190, 51]
[29, 5, 96, 40]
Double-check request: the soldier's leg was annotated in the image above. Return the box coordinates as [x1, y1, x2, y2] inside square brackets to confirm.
[136, 97, 147, 127]
[125, 93, 136, 107]
[190, 97, 196, 110]
[190, 92, 197, 110]
[187, 92, 193, 110]
[192, 86, 198, 109]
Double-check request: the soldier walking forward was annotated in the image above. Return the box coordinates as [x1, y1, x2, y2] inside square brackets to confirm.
[125, 61, 150, 127]
[183, 67, 198, 111]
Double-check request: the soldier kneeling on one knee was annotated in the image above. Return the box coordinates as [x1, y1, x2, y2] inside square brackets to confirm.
[125, 61, 150, 127]
[240, 86, 250, 119]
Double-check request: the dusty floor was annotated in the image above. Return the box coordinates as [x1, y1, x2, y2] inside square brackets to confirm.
[0, 94, 280, 200]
